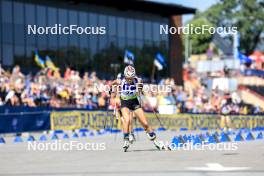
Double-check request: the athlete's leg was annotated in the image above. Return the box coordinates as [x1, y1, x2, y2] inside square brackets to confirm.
[133, 107, 167, 150]
[225, 115, 232, 131]
[128, 111, 136, 143]
[133, 108, 153, 133]
[134, 108, 157, 141]
[128, 111, 133, 132]
[117, 109, 125, 132]
[121, 107, 131, 134]
[220, 115, 226, 130]
[121, 107, 131, 151]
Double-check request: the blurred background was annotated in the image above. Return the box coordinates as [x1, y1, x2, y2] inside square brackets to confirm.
[1, 2, 264, 175]
[0, 0, 264, 133]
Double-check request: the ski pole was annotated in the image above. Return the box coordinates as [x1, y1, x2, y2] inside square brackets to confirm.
[140, 91, 165, 129]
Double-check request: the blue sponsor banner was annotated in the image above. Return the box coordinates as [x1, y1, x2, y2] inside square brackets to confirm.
[0, 106, 90, 133]
[0, 112, 50, 133]
[242, 69, 264, 78]
[1, 105, 264, 133]
[0, 106, 89, 114]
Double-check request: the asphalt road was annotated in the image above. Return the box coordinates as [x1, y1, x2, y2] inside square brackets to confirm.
[0, 130, 263, 176]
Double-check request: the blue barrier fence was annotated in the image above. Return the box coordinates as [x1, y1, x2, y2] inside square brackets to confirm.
[242, 69, 264, 78]
[0, 112, 50, 133]
[0, 106, 89, 113]
[0, 106, 90, 133]
[1, 106, 264, 134]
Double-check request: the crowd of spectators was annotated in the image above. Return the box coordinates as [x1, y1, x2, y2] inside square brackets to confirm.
[0, 65, 107, 110]
[0, 64, 262, 115]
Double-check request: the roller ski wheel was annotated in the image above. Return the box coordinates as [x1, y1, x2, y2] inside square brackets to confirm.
[123, 140, 130, 152]
[166, 144, 172, 151]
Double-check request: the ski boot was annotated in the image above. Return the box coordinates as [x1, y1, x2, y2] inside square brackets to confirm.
[153, 139, 166, 150]
[146, 131, 170, 151]
[123, 139, 130, 152]
[146, 132, 163, 150]
[123, 133, 130, 152]
[129, 132, 136, 144]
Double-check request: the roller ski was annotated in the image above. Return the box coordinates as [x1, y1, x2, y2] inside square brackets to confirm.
[123, 133, 130, 152]
[129, 132, 136, 144]
[153, 139, 166, 150]
[123, 139, 130, 152]
[153, 139, 172, 151]
[147, 132, 171, 151]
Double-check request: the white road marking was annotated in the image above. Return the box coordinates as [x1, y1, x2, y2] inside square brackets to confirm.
[186, 163, 250, 171]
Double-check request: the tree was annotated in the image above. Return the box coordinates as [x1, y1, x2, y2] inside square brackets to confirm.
[186, 17, 214, 54]
[201, 0, 264, 55]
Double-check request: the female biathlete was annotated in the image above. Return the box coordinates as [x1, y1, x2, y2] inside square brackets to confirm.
[110, 65, 166, 152]
[111, 85, 136, 144]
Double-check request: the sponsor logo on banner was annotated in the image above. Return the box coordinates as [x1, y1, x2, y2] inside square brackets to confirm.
[50, 111, 81, 130]
[50, 111, 264, 131]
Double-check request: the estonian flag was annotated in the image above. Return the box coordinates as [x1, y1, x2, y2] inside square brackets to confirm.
[237, 51, 252, 64]
[124, 50, 135, 65]
[34, 50, 45, 69]
[154, 53, 167, 71]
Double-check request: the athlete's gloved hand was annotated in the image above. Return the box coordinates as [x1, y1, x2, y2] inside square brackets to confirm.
[137, 83, 144, 90]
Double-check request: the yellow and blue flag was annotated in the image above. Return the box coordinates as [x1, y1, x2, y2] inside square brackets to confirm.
[34, 50, 45, 68]
[45, 56, 58, 71]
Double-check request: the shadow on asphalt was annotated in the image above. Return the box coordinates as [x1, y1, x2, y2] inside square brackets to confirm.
[222, 153, 240, 156]
[127, 148, 161, 152]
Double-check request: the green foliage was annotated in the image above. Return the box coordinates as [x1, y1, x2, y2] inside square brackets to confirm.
[198, 0, 264, 55]
[186, 18, 214, 54]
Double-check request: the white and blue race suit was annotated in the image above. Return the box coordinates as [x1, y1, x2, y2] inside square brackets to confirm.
[120, 77, 141, 110]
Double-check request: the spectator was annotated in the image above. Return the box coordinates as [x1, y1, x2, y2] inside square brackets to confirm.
[0, 65, 261, 115]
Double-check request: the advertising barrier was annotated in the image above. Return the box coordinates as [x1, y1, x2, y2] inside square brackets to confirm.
[50, 111, 119, 130]
[0, 106, 264, 133]
[0, 112, 50, 133]
[0, 106, 91, 133]
[50, 111, 264, 131]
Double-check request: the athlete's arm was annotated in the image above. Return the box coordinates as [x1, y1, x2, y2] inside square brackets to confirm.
[136, 77, 144, 95]
[109, 79, 121, 96]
